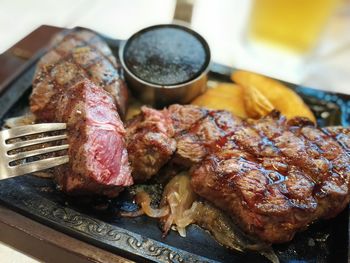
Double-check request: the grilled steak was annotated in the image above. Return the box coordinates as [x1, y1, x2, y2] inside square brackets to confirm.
[168, 104, 208, 134]
[128, 105, 350, 243]
[172, 107, 238, 167]
[30, 29, 132, 197]
[191, 111, 350, 243]
[51, 80, 132, 196]
[126, 104, 238, 180]
[126, 106, 176, 182]
[30, 28, 128, 121]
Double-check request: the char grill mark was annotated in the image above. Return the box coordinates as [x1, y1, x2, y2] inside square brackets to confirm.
[168, 104, 209, 135]
[125, 104, 212, 180]
[127, 103, 350, 243]
[238, 125, 316, 207]
[30, 29, 132, 197]
[323, 126, 350, 155]
[31, 29, 128, 121]
[127, 105, 350, 243]
[172, 106, 242, 168]
[227, 116, 318, 212]
[191, 148, 310, 243]
[125, 105, 243, 180]
[250, 115, 350, 216]
[191, 110, 350, 243]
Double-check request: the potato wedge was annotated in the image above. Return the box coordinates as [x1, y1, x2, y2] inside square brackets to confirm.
[243, 83, 274, 118]
[232, 70, 316, 122]
[191, 83, 247, 118]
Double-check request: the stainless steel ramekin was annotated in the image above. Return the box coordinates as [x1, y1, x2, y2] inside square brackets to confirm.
[119, 24, 211, 108]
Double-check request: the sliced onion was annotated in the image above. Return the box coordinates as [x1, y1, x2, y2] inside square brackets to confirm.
[176, 202, 198, 228]
[177, 227, 187, 237]
[162, 214, 174, 237]
[160, 172, 197, 236]
[119, 209, 145, 217]
[135, 191, 169, 218]
[121, 173, 197, 238]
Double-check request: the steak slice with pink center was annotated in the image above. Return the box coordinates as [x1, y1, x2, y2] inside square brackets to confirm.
[49, 80, 132, 197]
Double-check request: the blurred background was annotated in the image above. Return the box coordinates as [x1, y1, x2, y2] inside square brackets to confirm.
[1, 0, 350, 94]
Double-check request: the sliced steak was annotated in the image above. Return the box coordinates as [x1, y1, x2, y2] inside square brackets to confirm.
[168, 104, 208, 134]
[53, 80, 132, 197]
[126, 106, 176, 182]
[191, 112, 350, 243]
[30, 29, 132, 197]
[125, 104, 236, 180]
[30, 28, 128, 121]
[127, 104, 350, 243]
[173, 108, 241, 167]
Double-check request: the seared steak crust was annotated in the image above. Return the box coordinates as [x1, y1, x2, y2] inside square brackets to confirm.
[173, 108, 241, 167]
[191, 112, 350, 243]
[30, 29, 132, 197]
[30, 28, 128, 121]
[53, 80, 132, 197]
[128, 104, 350, 243]
[168, 104, 208, 134]
[125, 104, 228, 180]
[126, 106, 176, 182]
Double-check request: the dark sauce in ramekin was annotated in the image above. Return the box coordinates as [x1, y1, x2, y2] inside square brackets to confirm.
[124, 25, 210, 86]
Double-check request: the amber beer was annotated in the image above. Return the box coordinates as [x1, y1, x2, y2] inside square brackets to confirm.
[248, 0, 340, 53]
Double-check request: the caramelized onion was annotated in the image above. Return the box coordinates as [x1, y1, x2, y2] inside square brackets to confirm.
[124, 173, 197, 237]
[121, 176, 278, 262]
[135, 191, 169, 218]
[176, 202, 198, 228]
[160, 172, 196, 237]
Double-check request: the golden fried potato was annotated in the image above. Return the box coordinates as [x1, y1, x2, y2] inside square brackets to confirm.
[191, 83, 247, 118]
[232, 70, 316, 122]
[126, 96, 143, 120]
[243, 83, 274, 118]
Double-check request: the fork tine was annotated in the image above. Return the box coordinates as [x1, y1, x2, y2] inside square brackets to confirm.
[10, 155, 69, 176]
[8, 144, 69, 162]
[2, 123, 66, 140]
[6, 134, 67, 151]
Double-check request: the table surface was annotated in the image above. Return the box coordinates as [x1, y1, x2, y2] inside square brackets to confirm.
[0, 205, 134, 263]
[1, 0, 350, 262]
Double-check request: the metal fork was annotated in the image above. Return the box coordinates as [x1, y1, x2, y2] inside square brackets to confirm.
[0, 123, 69, 178]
